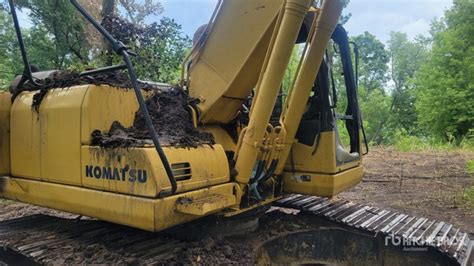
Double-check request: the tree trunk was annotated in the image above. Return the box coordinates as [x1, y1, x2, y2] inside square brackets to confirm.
[102, 0, 115, 66]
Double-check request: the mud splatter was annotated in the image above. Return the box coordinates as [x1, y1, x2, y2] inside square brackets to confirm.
[91, 88, 214, 148]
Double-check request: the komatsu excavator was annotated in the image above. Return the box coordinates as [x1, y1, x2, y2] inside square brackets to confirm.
[0, 0, 366, 232]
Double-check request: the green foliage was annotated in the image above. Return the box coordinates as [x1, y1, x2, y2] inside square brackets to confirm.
[102, 15, 190, 83]
[282, 45, 303, 94]
[392, 130, 447, 151]
[358, 86, 391, 144]
[352, 32, 389, 92]
[467, 160, 474, 174]
[413, 0, 474, 142]
[118, 0, 163, 26]
[391, 129, 474, 152]
[386, 32, 427, 136]
[0, 9, 22, 88]
[15, 0, 88, 68]
[0, 0, 190, 86]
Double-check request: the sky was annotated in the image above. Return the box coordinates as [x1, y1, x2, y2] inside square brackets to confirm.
[15, 0, 453, 44]
[157, 0, 453, 43]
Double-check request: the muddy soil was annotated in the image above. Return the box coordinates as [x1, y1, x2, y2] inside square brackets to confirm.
[337, 147, 474, 236]
[12, 70, 214, 148]
[12, 71, 152, 107]
[91, 88, 214, 148]
[0, 208, 331, 265]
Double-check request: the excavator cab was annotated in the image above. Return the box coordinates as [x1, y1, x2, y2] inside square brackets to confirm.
[281, 25, 366, 197]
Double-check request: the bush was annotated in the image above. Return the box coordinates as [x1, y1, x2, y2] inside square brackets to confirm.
[391, 129, 474, 152]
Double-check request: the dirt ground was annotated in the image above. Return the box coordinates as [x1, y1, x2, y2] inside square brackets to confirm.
[337, 146, 474, 236]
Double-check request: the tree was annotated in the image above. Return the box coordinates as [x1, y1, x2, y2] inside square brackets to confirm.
[14, 0, 89, 68]
[0, 9, 22, 87]
[352, 32, 389, 93]
[118, 0, 163, 26]
[102, 0, 116, 65]
[414, 0, 474, 142]
[0, 7, 58, 87]
[367, 32, 427, 142]
[102, 15, 190, 83]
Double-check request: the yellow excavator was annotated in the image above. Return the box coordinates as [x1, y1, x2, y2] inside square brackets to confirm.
[0, 0, 366, 232]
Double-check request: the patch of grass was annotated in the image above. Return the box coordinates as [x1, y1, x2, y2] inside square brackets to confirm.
[391, 132, 474, 152]
[467, 160, 474, 174]
[393, 135, 451, 152]
[464, 186, 474, 205]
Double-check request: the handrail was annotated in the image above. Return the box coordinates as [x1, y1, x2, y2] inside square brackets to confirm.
[8, 0, 43, 88]
[69, 0, 177, 196]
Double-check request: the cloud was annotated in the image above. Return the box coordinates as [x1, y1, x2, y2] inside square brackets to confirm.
[157, 0, 453, 44]
[343, 0, 452, 43]
[400, 19, 431, 39]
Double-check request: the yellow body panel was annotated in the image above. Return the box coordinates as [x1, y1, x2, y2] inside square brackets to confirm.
[202, 125, 237, 152]
[39, 86, 88, 185]
[282, 165, 363, 197]
[0, 92, 11, 175]
[0, 176, 237, 232]
[282, 131, 363, 196]
[188, 0, 284, 123]
[81, 85, 140, 144]
[285, 131, 360, 174]
[10, 92, 41, 180]
[82, 145, 229, 197]
[9, 85, 229, 197]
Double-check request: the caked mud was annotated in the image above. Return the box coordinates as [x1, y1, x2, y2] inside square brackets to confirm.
[91, 87, 214, 148]
[12, 70, 214, 148]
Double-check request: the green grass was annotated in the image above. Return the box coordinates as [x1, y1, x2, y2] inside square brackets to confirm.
[467, 160, 474, 174]
[392, 133, 474, 152]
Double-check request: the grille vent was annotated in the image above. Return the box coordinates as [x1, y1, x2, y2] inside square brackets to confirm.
[171, 162, 192, 181]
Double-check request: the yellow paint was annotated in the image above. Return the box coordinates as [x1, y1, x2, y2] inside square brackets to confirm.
[188, 0, 285, 123]
[234, 0, 313, 187]
[176, 193, 236, 216]
[282, 165, 363, 197]
[39, 86, 88, 185]
[82, 145, 229, 197]
[0, 92, 11, 175]
[81, 85, 142, 144]
[202, 125, 237, 152]
[10, 91, 41, 180]
[285, 131, 361, 174]
[0, 176, 237, 232]
[276, 0, 345, 174]
[9, 85, 230, 197]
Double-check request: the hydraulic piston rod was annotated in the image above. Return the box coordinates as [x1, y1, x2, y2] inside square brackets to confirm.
[234, 0, 312, 189]
[275, 0, 345, 174]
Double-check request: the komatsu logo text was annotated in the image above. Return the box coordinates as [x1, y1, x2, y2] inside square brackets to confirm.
[85, 165, 147, 183]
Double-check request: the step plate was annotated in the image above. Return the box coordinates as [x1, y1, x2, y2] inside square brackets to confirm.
[176, 193, 236, 216]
